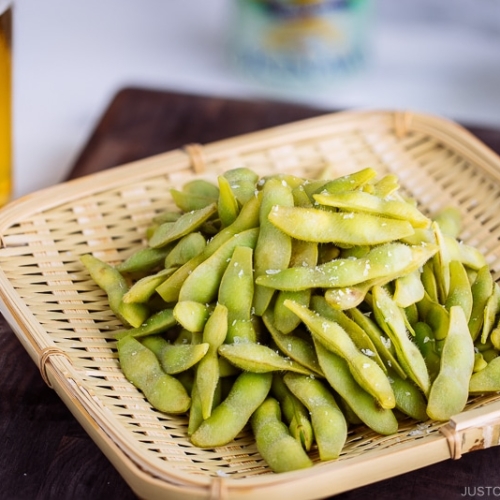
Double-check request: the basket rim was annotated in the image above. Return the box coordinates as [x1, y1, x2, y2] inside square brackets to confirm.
[2, 108, 500, 499]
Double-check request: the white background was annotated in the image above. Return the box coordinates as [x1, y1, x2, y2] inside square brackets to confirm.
[10, 0, 500, 200]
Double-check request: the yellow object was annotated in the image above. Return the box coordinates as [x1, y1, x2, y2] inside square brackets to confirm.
[0, 2, 12, 206]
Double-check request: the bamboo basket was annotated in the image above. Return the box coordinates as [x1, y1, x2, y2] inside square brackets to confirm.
[2, 110, 500, 500]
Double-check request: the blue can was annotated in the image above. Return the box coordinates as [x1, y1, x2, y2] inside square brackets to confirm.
[228, 0, 372, 88]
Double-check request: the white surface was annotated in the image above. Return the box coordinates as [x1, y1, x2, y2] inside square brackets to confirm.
[11, 0, 500, 200]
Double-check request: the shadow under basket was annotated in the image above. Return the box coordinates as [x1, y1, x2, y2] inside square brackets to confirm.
[1, 110, 500, 499]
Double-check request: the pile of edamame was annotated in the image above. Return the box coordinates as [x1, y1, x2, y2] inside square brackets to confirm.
[81, 166, 500, 473]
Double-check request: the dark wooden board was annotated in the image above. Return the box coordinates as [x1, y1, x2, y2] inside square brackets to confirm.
[2, 87, 500, 500]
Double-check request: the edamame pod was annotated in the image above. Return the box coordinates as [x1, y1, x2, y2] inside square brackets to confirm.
[388, 369, 428, 422]
[217, 175, 240, 227]
[274, 238, 318, 334]
[114, 308, 176, 340]
[190, 371, 272, 447]
[263, 310, 324, 377]
[433, 207, 462, 239]
[372, 286, 430, 395]
[313, 190, 431, 229]
[314, 338, 399, 435]
[251, 398, 313, 473]
[469, 356, 500, 393]
[268, 206, 415, 246]
[218, 245, 256, 343]
[178, 228, 259, 304]
[469, 265, 494, 341]
[122, 268, 175, 304]
[218, 342, 315, 375]
[173, 301, 212, 333]
[284, 372, 347, 461]
[426, 306, 474, 421]
[195, 303, 228, 419]
[80, 254, 149, 328]
[164, 232, 207, 269]
[141, 335, 209, 374]
[445, 260, 473, 322]
[393, 270, 425, 308]
[256, 243, 415, 292]
[116, 246, 173, 274]
[311, 296, 386, 372]
[284, 300, 396, 409]
[156, 193, 261, 303]
[117, 335, 191, 413]
[253, 177, 294, 316]
[271, 374, 314, 451]
[320, 167, 377, 194]
[149, 203, 217, 248]
[222, 167, 259, 205]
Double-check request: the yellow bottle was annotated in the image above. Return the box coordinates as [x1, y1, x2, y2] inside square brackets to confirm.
[0, 0, 12, 206]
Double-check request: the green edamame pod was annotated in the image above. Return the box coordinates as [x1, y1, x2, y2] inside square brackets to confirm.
[444, 235, 487, 271]
[469, 356, 500, 393]
[421, 260, 439, 303]
[427, 306, 475, 421]
[393, 270, 425, 308]
[263, 310, 323, 377]
[187, 383, 204, 436]
[149, 202, 217, 248]
[268, 205, 415, 246]
[251, 398, 313, 473]
[222, 167, 259, 205]
[469, 265, 494, 341]
[253, 177, 294, 316]
[122, 268, 175, 304]
[114, 308, 176, 340]
[313, 190, 431, 229]
[173, 301, 212, 333]
[388, 369, 428, 422]
[156, 193, 261, 303]
[218, 342, 315, 375]
[274, 238, 318, 334]
[433, 207, 462, 239]
[445, 260, 473, 322]
[170, 179, 219, 212]
[164, 232, 207, 269]
[271, 374, 314, 451]
[152, 210, 182, 225]
[319, 167, 377, 194]
[195, 303, 228, 419]
[256, 242, 415, 292]
[116, 246, 173, 274]
[416, 291, 450, 342]
[190, 371, 272, 447]
[413, 321, 440, 382]
[314, 338, 398, 435]
[481, 282, 500, 344]
[371, 173, 400, 197]
[372, 286, 430, 395]
[311, 296, 386, 372]
[178, 228, 259, 304]
[346, 307, 407, 379]
[218, 175, 240, 227]
[141, 335, 209, 374]
[80, 254, 149, 328]
[284, 300, 396, 410]
[117, 335, 190, 413]
[218, 245, 256, 343]
[284, 372, 347, 461]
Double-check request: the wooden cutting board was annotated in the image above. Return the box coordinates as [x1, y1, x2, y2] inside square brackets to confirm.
[67, 87, 500, 180]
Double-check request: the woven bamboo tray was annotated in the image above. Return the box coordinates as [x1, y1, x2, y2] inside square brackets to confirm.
[2, 110, 500, 500]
